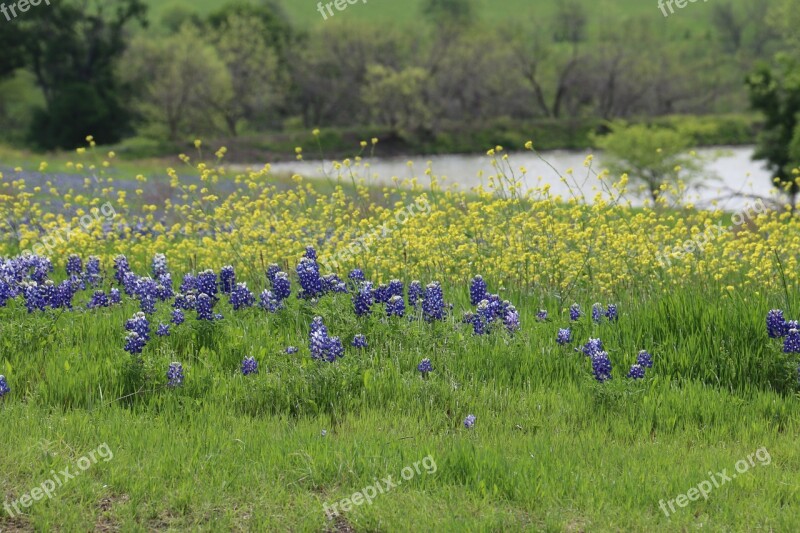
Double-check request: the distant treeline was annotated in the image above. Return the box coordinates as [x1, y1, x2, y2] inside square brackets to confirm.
[0, 0, 793, 153]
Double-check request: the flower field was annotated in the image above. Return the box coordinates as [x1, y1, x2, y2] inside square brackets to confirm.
[1, 143, 799, 531]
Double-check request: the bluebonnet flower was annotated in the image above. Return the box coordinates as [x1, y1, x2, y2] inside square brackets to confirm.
[637, 350, 654, 368]
[788, 320, 800, 331]
[179, 273, 197, 293]
[591, 351, 613, 382]
[504, 305, 520, 334]
[322, 274, 347, 293]
[348, 268, 365, 283]
[196, 270, 218, 299]
[157, 323, 170, 337]
[353, 281, 374, 317]
[296, 257, 324, 299]
[220, 265, 236, 294]
[463, 414, 476, 429]
[122, 271, 139, 296]
[470, 275, 487, 306]
[351, 334, 368, 348]
[627, 364, 645, 379]
[241, 356, 258, 376]
[581, 338, 604, 357]
[156, 273, 174, 301]
[0, 374, 9, 398]
[124, 332, 146, 355]
[113, 255, 130, 285]
[110, 288, 121, 305]
[592, 303, 603, 323]
[767, 309, 788, 338]
[285, 346, 298, 355]
[784, 329, 800, 354]
[418, 358, 433, 375]
[606, 304, 618, 322]
[87, 290, 109, 309]
[304, 246, 317, 260]
[151, 253, 168, 278]
[52, 279, 77, 309]
[166, 362, 184, 387]
[125, 312, 151, 341]
[266, 264, 281, 284]
[66, 254, 82, 276]
[536, 309, 548, 321]
[422, 282, 446, 322]
[85, 256, 101, 286]
[272, 272, 291, 301]
[388, 279, 404, 299]
[171, 309, 185, 325]
[468, 312, 487, 335]
[196, 293, 215, 321]
[569, 303, 582, 321]
[373, 284, 391, 304]
[386, 295, 405, 318]
[309, 317, 344, 362]
[230, 282, 255, 310]
[22, 282, 49, 312]
[173, 293, 194, 311]
[556, 328, 572, 345]
[325, 336, 344, 362]
[214, 313, 224, 320]
[259, 289, 284, 312]
[408, 280, 422, 307]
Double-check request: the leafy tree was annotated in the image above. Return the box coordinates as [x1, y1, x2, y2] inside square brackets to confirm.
[16, 0, 147, 149]
[121, 25, 232, 141]
[746, 59, 800, 207]
[593, 123, 707, 203]
[421, 0, 476, 29]
[210, 14, 284, 136]
[362, 65, 431, 137]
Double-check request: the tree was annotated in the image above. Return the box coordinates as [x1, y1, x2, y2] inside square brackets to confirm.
[121, 25, 232, 141]
[421, 0, 476, 29]
[211, 14, 284, 136]
[593, 123, 707, 203]
[16, 0, 147, 149]
[362, 65, 431, 137]
[746, 60, 800, 208]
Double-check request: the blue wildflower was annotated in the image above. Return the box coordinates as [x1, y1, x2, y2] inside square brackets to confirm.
[637, 350, 654, 368]
[627, 364, 645, 379]
[470, 275, 487, 306]
[296, 257, 324, 299]
[784, 329, 800, 354]
[156, 323, 170, 337]
[196, 269, 218, 299]
[504, 305, 520, 334]
[422, 281, 445, 322]
[125, 312, 150, 341]
[557, 328, 572, 345]
[272, 272, 291, 301]
[220, 265, 236, 294]
[285, 346, 298, 355]
[348, 269, 365, 283]
[304, 246, 317, 260]
[606, 304, 618, 322]
[536, 309, 548, 321]
[408, 280, 423, 308]
[230, 282, 255, 310]
[353, 281, 374, 317]
[166, 362, 184, 387]
[591, 351, 613, 382]
[66, 254, 82, 276]
[171, 309, 185, 325]
[417, 358, 433, 375]
[592, 303, 603, 323]
[570, 303, 582, 321]
[259, 289, 283, 312]
[113, 255, 130, 285]
[386, 295, 405, 317]
[0, 375, 9, 399]
[196, 293, 215, 321]
[124, 332, 146, 355]
[582, 338, 604, 357]
[463, 414, 476, 429]
[87, 290, 109, 309]
[352, 334, 367, 348]
[110, 288, 121, 305]
[151, 253, 168, 278]
[767, 309, 788, 338]
[241, 356, 258, 376]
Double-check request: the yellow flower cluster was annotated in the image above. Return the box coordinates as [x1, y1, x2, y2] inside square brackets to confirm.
[0, 144, 795, 297]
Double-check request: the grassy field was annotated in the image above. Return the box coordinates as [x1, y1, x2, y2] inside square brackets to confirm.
[148, 0, 734, 30]
[1, 149, 799, 531]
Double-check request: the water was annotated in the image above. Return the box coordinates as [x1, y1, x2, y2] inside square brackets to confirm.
[266, 146, 775, 212]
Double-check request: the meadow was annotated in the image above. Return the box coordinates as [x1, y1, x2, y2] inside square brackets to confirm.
[1, 141, 800, 532]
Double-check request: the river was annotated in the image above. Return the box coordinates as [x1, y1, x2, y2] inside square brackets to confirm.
[266, 146, 776, 211]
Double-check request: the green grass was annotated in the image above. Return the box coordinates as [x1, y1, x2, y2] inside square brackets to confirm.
[1, 271, 799, 531]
